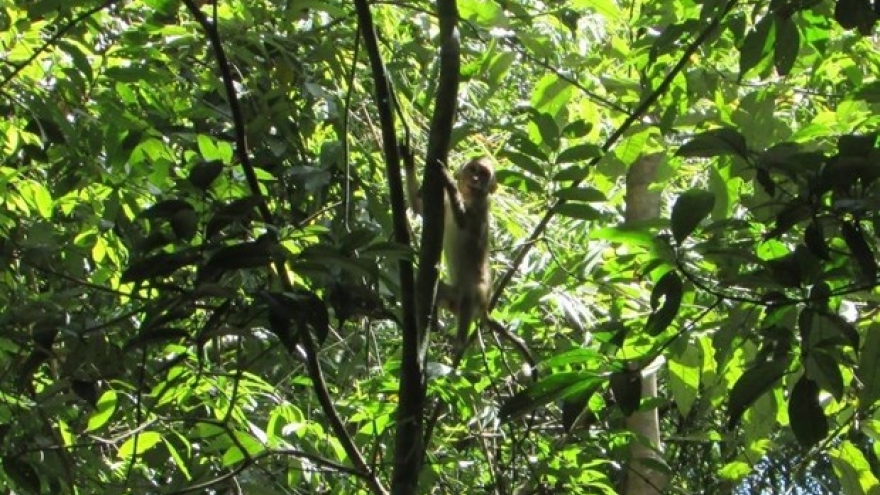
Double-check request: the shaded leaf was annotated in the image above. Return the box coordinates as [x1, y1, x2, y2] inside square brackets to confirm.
[553, 202, 601, 220]
[205, 196, 262, 238]
[671, 189, 715, 243]
[739, 16, 773, 78]
[858, 323, 880, 410]
[677, 128, 748, 158]
[201, 237, 278, 280]
[504, 151, 545, 177]
[561, 389, 591, 432]
[728, 357, 789, 428]
[610, 369, 641, 416]
[645, 271, 683, 336]
[552, 164, 590, 182]
[562, 119, 593, 139]
[553, 186, 606, 202]
[841, 221, 877, 281]
[139, 198, 194, 220]
[124, 328, 189, 350]
[260, 290, 330, 349]
[500, 371, 604, 422]
[774, 16, 799, 76]
[188, 159, 224, 190]
[531, 110, 560, 152]
[170, 208, 198, 241]
[805, 351, 844, 401]
[805, 221, 830, 260]
[121, 250, 200, 283]
[2, 457, 40, 494]
[71, 379, 99, 407]
[788, 376, 828, 448]
[557, 143, 602, 163]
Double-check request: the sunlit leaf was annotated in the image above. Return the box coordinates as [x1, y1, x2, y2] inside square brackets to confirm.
[86, 390, 118, 432]
[118, 431, 163, 459]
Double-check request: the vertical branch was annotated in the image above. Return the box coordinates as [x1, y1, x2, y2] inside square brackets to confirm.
[418, 0, 460, 344]
[351, 2, 426, 494]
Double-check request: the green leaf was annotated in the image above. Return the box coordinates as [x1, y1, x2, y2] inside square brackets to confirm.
[552, 164, 590, 182]
[858, 323, 880, 410]
[500, 371, 604, 421]
[788, 376, 828, 448]
[645, 271, 683, 336]
[805, 221, 830, 260]
[2, 457, 40, 493]
[806, 351, 844, 401]
[188, 159, 224, 190]
[163, 437, 192, 481]
[739, 15, 773, 79]
[118, 431, 163, 459]
[774, 16, 799, 76]
[728, 357, 789, 428]
[504, 151, 545, 177]
[26, 180, 53, 219]
[834, 0, 878, 34]
[553, 186, 606, 202]
[671, 189, 715, 244]
[830, 440, 878, 495]
[841, 221, 877, 282]
[201, 237, 278, 279]
[121, 251, 200, 283]
[669, 344, 702, 417]
[530, 110, 560, 152]
[610, 369, 641, 416]
[561, 119, 593, 139]
[553, 202, 602, 220]
[459, 0, 506, 26]
[557, 143, 602, 163]
[86, 390, 118, 432]
[140, 198, 195, 221]
[676, 128, 748, 158]
[590, 226, 656, 247]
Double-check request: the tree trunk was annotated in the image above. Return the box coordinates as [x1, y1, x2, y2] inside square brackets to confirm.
[621, 152, 668, 495]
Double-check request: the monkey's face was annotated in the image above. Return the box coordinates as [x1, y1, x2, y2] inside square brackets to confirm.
[457, 158, 497, 201]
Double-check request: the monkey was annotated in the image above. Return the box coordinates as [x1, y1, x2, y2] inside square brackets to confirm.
[441, 157, 496, 345]
[405, 155, 537, 375]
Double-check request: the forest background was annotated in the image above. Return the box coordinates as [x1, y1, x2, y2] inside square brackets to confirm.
[2, 0, 880, 494]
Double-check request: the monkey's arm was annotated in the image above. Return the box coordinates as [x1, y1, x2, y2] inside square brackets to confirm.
[403, 155, 465, 228]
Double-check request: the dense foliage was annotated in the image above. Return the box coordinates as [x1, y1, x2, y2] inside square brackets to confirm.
[2, 0, 880, 493]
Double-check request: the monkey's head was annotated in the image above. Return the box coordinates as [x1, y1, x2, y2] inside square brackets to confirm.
[456, 157, 497, 202]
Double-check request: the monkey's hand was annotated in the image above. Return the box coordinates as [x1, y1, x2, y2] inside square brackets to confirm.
[441, 167, 466, 228]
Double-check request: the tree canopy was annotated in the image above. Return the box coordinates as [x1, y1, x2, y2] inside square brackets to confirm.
[2, 0, 880, 494]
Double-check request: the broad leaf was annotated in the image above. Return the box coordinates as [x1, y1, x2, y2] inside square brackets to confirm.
[671, 189, 715, 243]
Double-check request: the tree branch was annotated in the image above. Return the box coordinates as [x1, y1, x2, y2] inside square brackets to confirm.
[352, 1, 422, 494]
